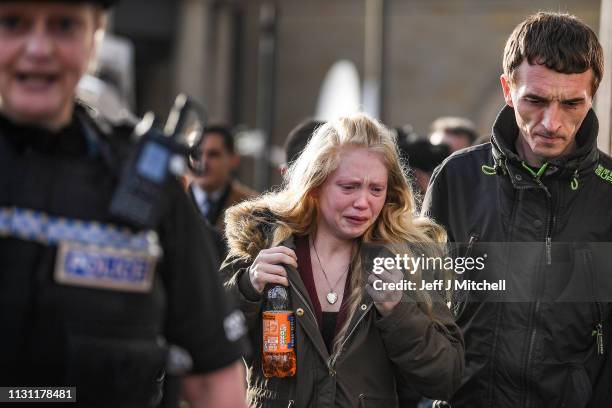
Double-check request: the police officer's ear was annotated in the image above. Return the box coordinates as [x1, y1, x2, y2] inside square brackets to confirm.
[500, 74, 515, 108]
[87, 8, 108, 74]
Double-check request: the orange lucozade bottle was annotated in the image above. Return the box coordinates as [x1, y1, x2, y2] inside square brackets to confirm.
[262, 284, 296, 377]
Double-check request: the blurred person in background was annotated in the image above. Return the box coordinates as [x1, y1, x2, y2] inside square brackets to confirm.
[428, 116, 479, 153]
[188, 124, 257, 235]
[0, 1, 247, 407]
[279, 117, 325, 175]
[402, 140, 450, 197]
[221, 113, 464, 407]
[396, 127, 450, 197]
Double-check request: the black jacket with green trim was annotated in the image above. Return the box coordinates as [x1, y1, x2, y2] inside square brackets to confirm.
[422, 105, 612, 408]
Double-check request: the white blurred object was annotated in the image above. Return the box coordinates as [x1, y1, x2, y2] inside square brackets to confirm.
[95, 34, 135, 109]
[77, 75, 136, 123]
[77, 34, 136, 123]
[315, 60, 361, 121]
[235, 129, 266, 157]
[235, 128, 284, 166]
[429, 130, 445, 146]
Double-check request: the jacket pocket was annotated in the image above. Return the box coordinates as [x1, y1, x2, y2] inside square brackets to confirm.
[66, 333, 167, 406]
[358, 393, 398, 408]
[559, 367, 592, 408]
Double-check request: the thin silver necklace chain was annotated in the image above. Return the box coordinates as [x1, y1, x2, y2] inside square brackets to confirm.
[310, 235, 350, 304]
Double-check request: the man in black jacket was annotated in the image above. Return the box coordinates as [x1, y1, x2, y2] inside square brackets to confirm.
[422, 12, 612, 408]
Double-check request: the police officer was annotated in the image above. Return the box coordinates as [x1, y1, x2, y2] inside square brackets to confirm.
[0, 1, 247, 407]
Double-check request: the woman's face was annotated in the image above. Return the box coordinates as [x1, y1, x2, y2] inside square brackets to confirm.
[0, 2, 99, 129]
[316, 146, 388, 241]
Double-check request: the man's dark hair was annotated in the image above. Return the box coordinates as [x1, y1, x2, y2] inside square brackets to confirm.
[503, 11, 604, 95]
[203, 124, 235, 154]
[284, 118, 326, 165]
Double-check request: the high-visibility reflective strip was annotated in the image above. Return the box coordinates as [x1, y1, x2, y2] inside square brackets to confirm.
[0, 207, 161, 255]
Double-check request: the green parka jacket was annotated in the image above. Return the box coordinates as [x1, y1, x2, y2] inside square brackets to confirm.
[221, 208, 464, 408]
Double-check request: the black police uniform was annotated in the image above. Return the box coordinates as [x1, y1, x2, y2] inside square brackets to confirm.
[0, 103, 245, 407]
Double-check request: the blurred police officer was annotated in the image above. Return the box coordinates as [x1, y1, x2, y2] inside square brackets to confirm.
[0, 1, 247, 407]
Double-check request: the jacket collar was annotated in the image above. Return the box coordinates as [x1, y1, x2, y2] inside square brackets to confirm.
[490, 105, 600, 186]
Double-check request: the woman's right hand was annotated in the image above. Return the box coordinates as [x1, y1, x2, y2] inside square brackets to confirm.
[248, 246, 298, 293]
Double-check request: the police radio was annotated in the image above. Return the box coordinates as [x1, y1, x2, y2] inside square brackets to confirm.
[109, 94, 206, 229]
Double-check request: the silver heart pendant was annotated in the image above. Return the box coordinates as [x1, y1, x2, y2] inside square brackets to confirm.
[326, 292, 338, 304]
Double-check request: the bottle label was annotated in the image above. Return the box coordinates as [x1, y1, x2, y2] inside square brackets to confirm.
[262, 311, 295, 353]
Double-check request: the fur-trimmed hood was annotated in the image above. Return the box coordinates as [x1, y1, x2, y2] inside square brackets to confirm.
[223, 199, 278, 260]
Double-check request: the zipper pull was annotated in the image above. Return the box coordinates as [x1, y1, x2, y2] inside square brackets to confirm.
[592, 323, 604, 356]
[570, 169, 579, 191]
[545, 237, 552, 266]
[468, 234, 478, 247]
[465, 234, 479, 258]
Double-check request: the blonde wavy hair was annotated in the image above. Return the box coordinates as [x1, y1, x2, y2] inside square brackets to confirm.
[226, 113, 447, 352]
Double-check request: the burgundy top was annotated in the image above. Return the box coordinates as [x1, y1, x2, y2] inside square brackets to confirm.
[294, 235, 352, 338]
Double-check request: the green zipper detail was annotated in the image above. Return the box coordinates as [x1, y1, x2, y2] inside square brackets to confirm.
[571, 169, 579, 191]
[481, 164, 496, 175]
[521, 161, 548, 179]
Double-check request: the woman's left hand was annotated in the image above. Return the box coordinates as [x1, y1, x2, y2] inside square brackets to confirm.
[366, 267, 404, 317]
